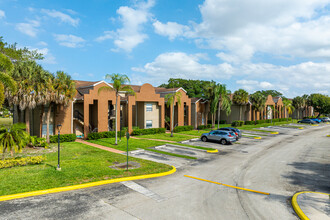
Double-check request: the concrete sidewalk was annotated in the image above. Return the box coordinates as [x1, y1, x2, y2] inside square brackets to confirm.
[293, 192, 330, 220]
[75, 139, 124, 154]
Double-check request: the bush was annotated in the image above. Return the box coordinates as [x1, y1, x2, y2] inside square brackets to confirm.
[49, 134, 77, 143]
[29, 136, 48, 148]
[131, 128, 166, 136]
[0, 156, 46, 169]
[197, 124, 212, 130]
[288, 117, 292, 121]
[87, 130, 126, 140]
[244, 120, 255, 125]
[173, 125, 194, 133]
[231, 120, 244, 127]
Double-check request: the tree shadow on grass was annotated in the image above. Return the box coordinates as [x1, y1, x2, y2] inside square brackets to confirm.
[282, 161, 330, 192]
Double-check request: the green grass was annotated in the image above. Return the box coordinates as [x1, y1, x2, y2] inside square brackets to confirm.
[133, 133, 196, 142]
[0, 142, 172, 196]
[0, 118, 13, 126]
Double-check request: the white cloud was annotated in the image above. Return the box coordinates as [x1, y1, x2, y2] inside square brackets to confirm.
[132, 52, 234, 83]
[16, 20, 40, 37]
[0, 10, 5, 19]
[41, 9, 79, 27]
[28, 47, 56, 64]
[54, 34, 85, 48]
[96, 0, 155, 52]
[38, 41, 48, 46]
[153, 20, 190, 40]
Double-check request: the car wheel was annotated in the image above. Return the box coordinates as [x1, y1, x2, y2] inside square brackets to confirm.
[201, 136, 208, 142]
[220, 139, 227, 145]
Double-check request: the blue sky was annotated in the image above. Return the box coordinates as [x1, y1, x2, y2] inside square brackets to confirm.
[1, 0, 330, 98]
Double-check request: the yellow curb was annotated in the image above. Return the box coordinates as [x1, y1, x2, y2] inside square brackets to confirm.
[292, 191, 330, 220]
[326, 122, 329, 125]
[326, 135, 330, 137]
[298, 127, 304, 130]
[270, 132, 279, 134]
[184, 175, 270, 195]
[254, 137, 262, 139]
[206, 149, 218, 153]
[311, 124, 319, 126]
[0, 166, 176, 202]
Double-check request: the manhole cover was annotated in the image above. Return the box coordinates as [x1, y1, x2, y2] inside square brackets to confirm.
[109, 161, 141, 170]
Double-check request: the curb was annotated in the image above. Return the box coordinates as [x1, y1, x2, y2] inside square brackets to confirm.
[254, 137, 262, 140]
[292, 191, 330, 220]
[327, 135, 330, 137]
[0, 166, 176, 202]
[298, 127, 304, 130]
[206, 149, 218, 153]
[270, 132, 279, 134]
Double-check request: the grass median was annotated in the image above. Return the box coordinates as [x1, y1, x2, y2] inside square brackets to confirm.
[0, 142, 172, 196]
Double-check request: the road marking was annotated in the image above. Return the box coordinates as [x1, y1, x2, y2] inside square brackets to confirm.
[184, 175, 270, 195]
[270, 132, 279, 134]
[298, 127, 304, 130]
[254, 137, 262, 139]
[121, 181, 165, 202]
[207, 149, 218, 153]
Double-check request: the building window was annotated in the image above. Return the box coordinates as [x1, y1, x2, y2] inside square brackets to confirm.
[146, 103, 153, 112]
[146, 120, 152, 128]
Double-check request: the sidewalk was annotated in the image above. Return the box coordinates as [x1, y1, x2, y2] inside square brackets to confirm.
[292, 191, 330, 220]
[76, 139, 124, 154]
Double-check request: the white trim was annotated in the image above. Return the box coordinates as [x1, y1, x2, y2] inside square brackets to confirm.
[78, 80, 113, 89]
[159, 87, 188, 94]
[193, 98, 202, 104]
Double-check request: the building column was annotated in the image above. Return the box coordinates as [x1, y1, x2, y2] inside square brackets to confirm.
[160, 103, 165, 128]
[188, 103, 191, 126]
[178, 102, 184, 126]
[127, 97, 134, 134]
[83, 101, 90, 139]
[98, 99, 108, 132]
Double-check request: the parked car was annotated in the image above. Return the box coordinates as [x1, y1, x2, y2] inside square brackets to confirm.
[298, 119, 316, 124]
[201, 130, 237, 145]
[310, 118, 322, 123]
[217, 127, 242, 140]
[320, 117, 330, 122]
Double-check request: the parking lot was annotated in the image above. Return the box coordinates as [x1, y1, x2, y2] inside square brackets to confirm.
[0, 123, 329, 220]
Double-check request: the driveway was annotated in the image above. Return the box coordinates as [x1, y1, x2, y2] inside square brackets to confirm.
[0, 125, 329, 220]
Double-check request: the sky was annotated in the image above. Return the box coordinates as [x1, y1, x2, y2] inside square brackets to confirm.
[1, 0, 330, 98]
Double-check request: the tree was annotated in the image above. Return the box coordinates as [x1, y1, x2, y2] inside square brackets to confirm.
[216, 84, 232, 129]
[159, 78, 215, 98]
[98, 73, 135, 144]
[0, 123, 29, 159]
[282, 98, 295, 121]
[259, 90, 283, 98]
[309, 93, 330, 117]
[292, 96, 304, 120]
[165, 91, 182, 137]
[233, 89, 249, 121]
[203, 82, 217, 128]
[0, 52, 16, 108]
[250, 91, 267, 124]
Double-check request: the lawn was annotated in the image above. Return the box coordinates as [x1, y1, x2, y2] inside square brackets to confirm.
[88, 138, 198, 160]
[0, 118, 13, 126]
[133, 133, 197, 142]
[0, 142, 172, 196]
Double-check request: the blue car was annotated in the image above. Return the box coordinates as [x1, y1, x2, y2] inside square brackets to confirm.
[310, 118, 322, 123]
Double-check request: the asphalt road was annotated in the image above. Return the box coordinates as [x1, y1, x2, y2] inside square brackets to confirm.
[0, 125, 329, 220]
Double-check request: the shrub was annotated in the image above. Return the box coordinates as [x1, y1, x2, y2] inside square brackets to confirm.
[288, 117, 292, 121]
[131, 128, 166, 136]
[197, 124, 212, 130]
[231, 120, 244, 127]
[0, 156, 46, 169]
[29, 136, 49, 148]
[173, 125, 194, 133]
[49, 134, 76, 143]
[87, 130, 126, 140]
[244, 120, 254, 125]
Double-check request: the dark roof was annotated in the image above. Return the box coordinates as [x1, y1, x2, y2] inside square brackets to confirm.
[74, 80, 98, 88]
[74, 80, 98, 99]
[191, 97, 202, 103]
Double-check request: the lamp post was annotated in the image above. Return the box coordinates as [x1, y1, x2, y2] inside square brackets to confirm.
[57, 124, 62, 171]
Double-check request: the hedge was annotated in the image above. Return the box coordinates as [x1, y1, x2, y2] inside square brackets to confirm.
[131, 128, 166, 136]
[231, 120, 244, 127]
[173, 125, 194, 133]
[244, 120, 255, 125]
[207, 120, 227, 125]
[87, 130, 126, 140]
[0, 156, 46, 169]
[197, 124, 212, 130]
[49, 134, 77, 143]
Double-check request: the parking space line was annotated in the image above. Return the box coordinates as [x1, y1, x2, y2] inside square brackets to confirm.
[184, 175, 270, 195]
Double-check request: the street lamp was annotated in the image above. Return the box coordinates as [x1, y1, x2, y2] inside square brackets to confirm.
[57, 124, 62, 171]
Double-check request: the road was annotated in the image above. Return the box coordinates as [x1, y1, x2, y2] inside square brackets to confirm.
[0, 125, 329, 220]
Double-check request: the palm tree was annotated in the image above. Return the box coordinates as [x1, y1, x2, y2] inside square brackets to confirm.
[233, 89, 249, 121]
[0, 123, 29, 159]
[98, 73, 135, 145]
[165, 91, 182, 137]
[301, 94, 310, 117]
[0, 53, 17, 108]
[216, 84, 232, 129]
[283, 99, 295, 121]
[250, 91, 267, 124]
[44, 71, 75, 143]
[203, 82, 217, 128]
[292, 96, 304, 120]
